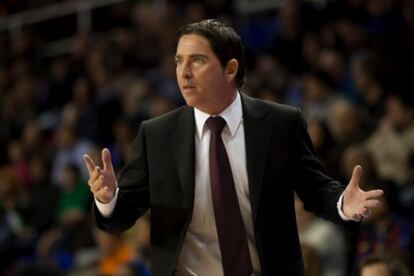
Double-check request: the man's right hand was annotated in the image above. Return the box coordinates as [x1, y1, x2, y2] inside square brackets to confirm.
[83, 148, 117, 204]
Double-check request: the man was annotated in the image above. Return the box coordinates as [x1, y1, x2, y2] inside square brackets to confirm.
[359, 254, 410, 276]
[83, 19, 383, 276]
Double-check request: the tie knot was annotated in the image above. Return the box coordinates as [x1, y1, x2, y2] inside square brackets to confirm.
[206, 116, 226, 133]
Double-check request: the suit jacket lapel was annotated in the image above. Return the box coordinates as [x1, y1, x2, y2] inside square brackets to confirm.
[169, 96, 271, 221]
[241, 94, 271, 223]
[170, 106, 196, 209]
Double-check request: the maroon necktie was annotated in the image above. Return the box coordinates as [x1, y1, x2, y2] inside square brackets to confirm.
[206, 116, 253, 276]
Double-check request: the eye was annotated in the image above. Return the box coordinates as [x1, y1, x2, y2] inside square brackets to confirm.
[174, 57, 182, 65]
[193, 56, 205, 64]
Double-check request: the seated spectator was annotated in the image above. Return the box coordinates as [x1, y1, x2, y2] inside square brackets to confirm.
[301, 243, 322, 276]
[94, 229, 136, 276]
[295, 195, 347, 276]
[355, 181, 414, 269]
[21, 155, 60, 236]
[359, 254, 410, 276]
[36, 164, 92, 272]
[51, 126, 92, 186]
[365, 92, 414, 186]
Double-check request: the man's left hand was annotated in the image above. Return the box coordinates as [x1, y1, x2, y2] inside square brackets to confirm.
[343, 165, 384, 221]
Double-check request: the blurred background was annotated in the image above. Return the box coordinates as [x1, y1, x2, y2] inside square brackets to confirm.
[0, 0, 413, 275]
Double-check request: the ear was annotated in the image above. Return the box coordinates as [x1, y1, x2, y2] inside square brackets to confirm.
[225, 59, 239, 82]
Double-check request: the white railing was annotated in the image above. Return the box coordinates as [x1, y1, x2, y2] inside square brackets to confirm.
[0, 0, 137, 56]
[0, 0, 286, 56]
[234, 0, 328, 14]
[0, 0, 132, 33]
[234, 0, 282, 14]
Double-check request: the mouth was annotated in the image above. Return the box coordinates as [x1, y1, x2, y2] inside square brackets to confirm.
[182, 85, 196, 91]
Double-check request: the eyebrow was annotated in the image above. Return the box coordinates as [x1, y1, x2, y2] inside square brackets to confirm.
[175, 54, 209, 60]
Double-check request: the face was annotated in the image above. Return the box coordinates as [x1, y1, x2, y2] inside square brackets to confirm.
[175, 34, 237, 114]
[361, 263, 391, 276]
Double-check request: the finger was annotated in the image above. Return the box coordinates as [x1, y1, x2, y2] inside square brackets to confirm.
[89, 183, 101, 194]
[352, 214, 362, 221]
[96, 186, 115, 203]
[95, 186, 107, 200]
[365, 189, 384, 199]
[83, 154, 96, 176]
[364, 199, 381, 208]
[361, 208, 371, 218]
[92, 166, 102, 181]
[102, 148, 113, 172]
[89, 174, 103, 193]
[350, 165, 362, 188]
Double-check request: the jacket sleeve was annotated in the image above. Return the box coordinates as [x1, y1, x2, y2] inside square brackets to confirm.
[292, 109, 358, 229]
[94, 121, 150, 233]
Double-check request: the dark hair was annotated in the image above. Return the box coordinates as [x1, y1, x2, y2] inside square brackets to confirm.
[360, 254, 410, 276]
[177, 19, 246, 87]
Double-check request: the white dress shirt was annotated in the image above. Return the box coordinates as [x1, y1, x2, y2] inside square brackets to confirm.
[175, 92, 261, 275]
[96, 92, 349, 276]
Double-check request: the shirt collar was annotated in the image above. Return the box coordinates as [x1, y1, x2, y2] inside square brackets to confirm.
[194, 91, 242, 140]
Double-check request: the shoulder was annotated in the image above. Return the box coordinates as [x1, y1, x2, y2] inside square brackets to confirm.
[143, 105, 192, 126]
[139, 105, 193, 137]
[241, 93, 301, 124]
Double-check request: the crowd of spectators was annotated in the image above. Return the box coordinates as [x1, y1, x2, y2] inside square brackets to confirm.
[0, 0, 413, 275]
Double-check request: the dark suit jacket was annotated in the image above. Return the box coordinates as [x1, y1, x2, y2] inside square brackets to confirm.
[95, 93, 357, 276]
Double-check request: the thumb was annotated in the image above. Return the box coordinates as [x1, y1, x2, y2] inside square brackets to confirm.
[350, 165, 362, 188]
[102, 148, 114, 172]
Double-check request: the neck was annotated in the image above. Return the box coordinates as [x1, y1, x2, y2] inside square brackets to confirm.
[204, 89, 237, 115]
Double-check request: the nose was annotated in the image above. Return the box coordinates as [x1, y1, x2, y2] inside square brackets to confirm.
[179, 61, 192, 79]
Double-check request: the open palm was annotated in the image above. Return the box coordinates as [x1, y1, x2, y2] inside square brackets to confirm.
[342, 165, 383, 221]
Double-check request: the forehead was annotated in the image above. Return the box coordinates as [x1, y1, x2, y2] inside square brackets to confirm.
[361, 263, 390, 276]
[176, 34, 214, 55]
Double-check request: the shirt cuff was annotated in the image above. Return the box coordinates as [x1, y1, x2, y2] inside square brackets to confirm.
[337, 192, 351, 221]
[95, 185, 119, 218]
